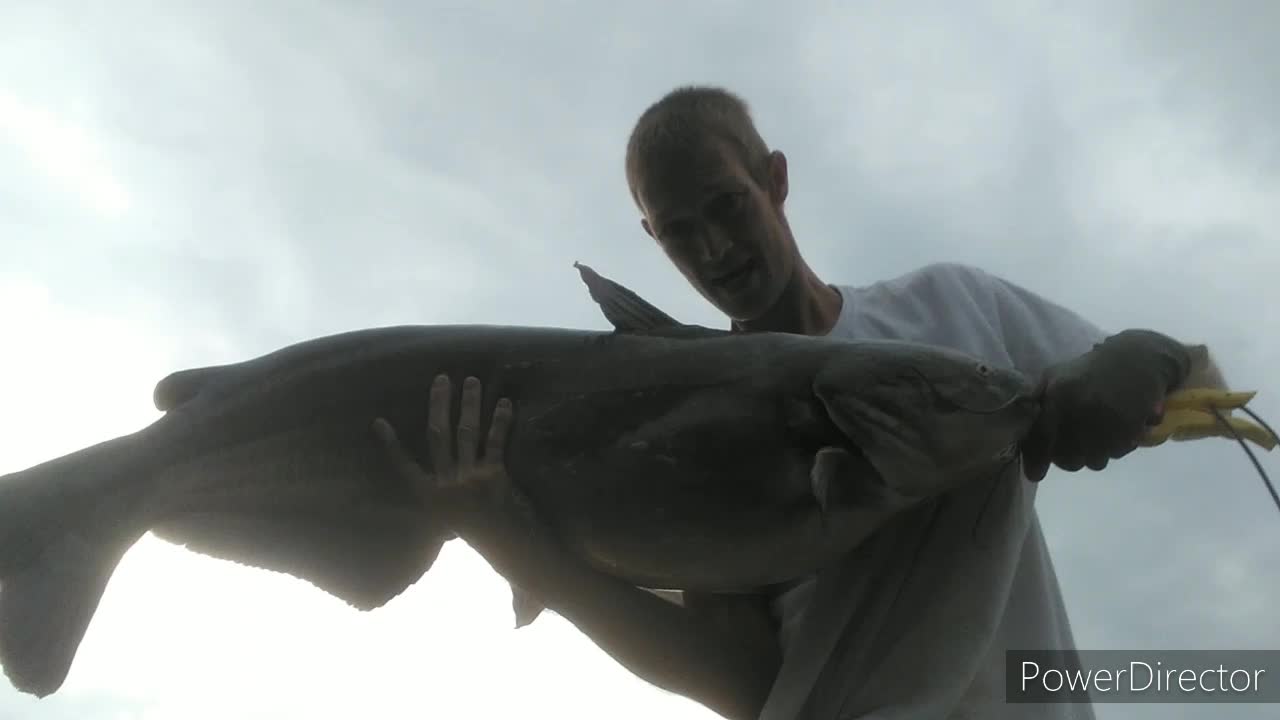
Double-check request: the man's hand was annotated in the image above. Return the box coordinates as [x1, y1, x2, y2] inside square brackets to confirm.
[372, 374, 781, 720]
[1023, 329, 1193, 481]
[372, 374, 554, 576]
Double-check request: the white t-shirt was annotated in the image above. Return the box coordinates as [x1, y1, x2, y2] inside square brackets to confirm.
[758, 262, 1106, 720]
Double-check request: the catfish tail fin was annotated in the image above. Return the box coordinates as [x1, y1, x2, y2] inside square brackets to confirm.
[0, 437, 146, 697]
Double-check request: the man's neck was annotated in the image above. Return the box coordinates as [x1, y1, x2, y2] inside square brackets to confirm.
[731, 262, 843, 336]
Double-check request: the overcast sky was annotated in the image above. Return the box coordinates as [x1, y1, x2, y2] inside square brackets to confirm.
[2, 1, 1278, 719]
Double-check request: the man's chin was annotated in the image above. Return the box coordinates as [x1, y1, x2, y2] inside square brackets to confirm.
[719, 295, 772, 326]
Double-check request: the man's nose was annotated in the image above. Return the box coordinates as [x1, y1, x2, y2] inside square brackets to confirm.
[695, 225, 732, 263]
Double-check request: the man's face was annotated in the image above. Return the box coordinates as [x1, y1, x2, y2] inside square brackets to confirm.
[636, 140, 795, 322]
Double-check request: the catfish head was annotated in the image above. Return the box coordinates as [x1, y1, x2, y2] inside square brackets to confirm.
[813, 340, 1040, 499]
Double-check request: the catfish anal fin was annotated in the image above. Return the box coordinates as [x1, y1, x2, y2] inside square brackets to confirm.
[151, 507, 446, 611]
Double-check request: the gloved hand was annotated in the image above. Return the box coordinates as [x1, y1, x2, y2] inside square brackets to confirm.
[1022, 329, 1193, 482]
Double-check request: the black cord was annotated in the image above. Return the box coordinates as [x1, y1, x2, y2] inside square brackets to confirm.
[1209, 405, 1280, 515]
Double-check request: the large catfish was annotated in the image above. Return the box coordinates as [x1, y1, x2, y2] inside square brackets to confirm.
[0, 263, 1039, 697]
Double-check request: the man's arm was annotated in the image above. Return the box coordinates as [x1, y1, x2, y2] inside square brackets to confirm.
[944, 264, 1214, 478]
[949, 262, 1228, 390]
[516, 549, 782, 720]
[375, 375, 780, 720]
[957, 263, 1109, 377]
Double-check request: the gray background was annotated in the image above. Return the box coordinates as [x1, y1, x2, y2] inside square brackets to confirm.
[1, 1, 1277, 718]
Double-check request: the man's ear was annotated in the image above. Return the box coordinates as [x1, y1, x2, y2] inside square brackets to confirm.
[641, 217, 655, 240]
[768, 150, 789, 206]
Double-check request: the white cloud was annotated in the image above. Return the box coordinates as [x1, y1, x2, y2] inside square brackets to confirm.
[0, 90, 131, 217]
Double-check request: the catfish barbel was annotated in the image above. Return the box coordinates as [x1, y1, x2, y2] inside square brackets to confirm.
[0, 264, 1039, 698]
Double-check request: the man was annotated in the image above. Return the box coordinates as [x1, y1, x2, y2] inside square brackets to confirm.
[375, 87, 1206, 719]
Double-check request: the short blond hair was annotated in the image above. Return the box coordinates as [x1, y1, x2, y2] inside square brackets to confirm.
[625, 85, 772, 207]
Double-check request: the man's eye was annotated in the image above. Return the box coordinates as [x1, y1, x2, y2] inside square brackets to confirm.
[663, 220, 694, 240]
[709, 191, 744, 216]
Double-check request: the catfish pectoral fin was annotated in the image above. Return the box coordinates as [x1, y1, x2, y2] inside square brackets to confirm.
[809, 446, 893, 514]
[810, 447, 841, 516]
[510, 583, 545, 629]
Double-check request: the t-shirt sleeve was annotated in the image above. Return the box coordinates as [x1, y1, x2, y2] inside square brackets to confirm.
[941, 263, 1110, 379]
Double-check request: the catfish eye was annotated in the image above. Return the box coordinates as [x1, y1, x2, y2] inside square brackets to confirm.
[975, 362, 992, 376]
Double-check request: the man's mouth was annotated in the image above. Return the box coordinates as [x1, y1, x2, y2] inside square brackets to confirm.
[710, 258, 757, 289]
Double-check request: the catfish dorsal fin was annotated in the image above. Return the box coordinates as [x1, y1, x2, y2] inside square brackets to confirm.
[574, 261, 682, 331]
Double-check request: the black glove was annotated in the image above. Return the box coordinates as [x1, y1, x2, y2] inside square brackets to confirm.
[1022, 329, 1193, 482]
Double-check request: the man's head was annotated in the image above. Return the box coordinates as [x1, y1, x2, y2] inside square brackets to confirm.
[626, 86, 797, 322]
